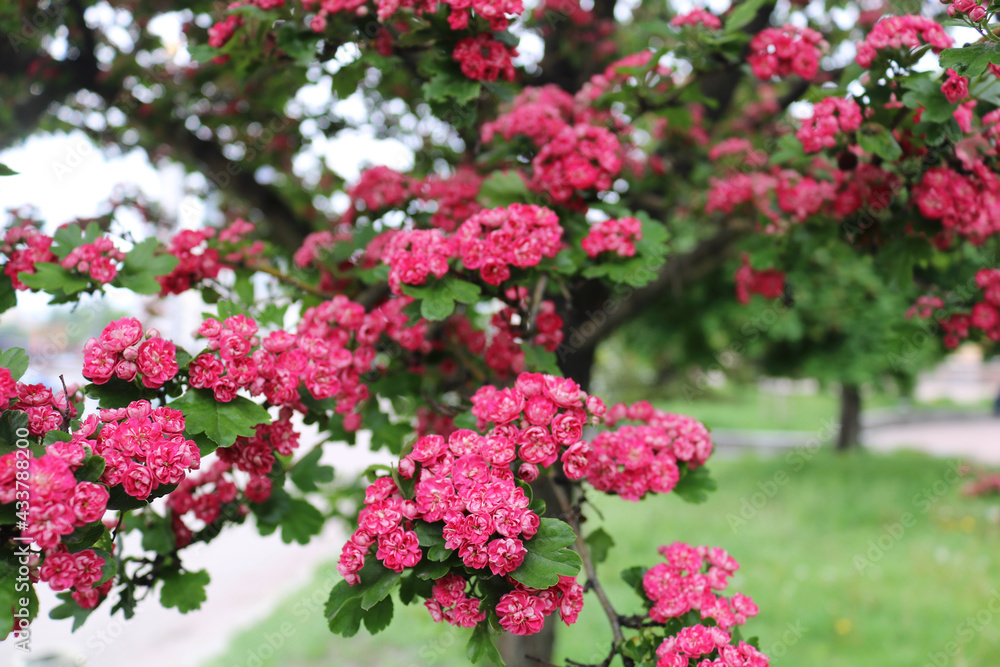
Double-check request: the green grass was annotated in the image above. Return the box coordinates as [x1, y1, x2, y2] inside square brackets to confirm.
[203, 449, 1000, 667]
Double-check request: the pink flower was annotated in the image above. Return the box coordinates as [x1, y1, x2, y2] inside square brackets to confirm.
[496, 590, 546, 635]
[136, 337, 178, 389]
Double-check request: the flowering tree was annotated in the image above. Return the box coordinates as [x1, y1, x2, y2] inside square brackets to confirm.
[2, 0, 1000, 665]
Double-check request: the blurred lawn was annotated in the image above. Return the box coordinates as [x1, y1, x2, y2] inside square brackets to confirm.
[652, 386, 987, 432]
[203, 449, 1000, 667]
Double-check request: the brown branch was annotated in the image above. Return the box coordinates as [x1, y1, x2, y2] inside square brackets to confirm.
[551, 482, 632, 667]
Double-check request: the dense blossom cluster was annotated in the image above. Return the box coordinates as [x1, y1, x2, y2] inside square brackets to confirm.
[854, 15, 952, 68]
[735, 254, 785, 304]
[532, 124, 624, 204]
[453, 35, 518, 82]
[93, 400, 202, 500]
[2, 221, 57, 290]
[656, 624, 769, 667]
[39, 547, 113, 609]
[644, 542, 759, 631]
[913, 269, 1000, 347]
[581, 216, 643, 258]
[1, 448, 106, 549]
[913, 164, 1000, 244]
[167, 458, 252, 547]
[796, 97, 862, 153]
[60, 238, 125, 284]
[747, 25, 825, 81]
[382, 204, 563, 292]
[941, 69, 970, 104]
[585, 401, 713, 501]
[338, 374, 597, 635]
[670, 9, 721, 30]
[83, 317, 179, 390]
[1, 380, 77, 437]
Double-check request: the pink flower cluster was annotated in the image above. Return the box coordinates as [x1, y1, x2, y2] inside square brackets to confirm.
[481, 86, 578, 146]
[671, 9, 721, 30]
[3, 381, 78, 437]
[456, 204, 563, 285]
[91, 400, 201, 500]
[796, 97, 863, 153]
[39, 547, 113, 609]
[411, 168, 485, 231]
[644, 542, 759, 631]
[424, 573, 487, 628]
[532, 124, 623, 204]
[157, 228, 222, 295]
[495, 576, 583, 635]
[1, 221, 57, 290]
[747, 25, 825, 81]
[216, 414, 299, 498]
[585, 401, 713, 501]
[83, 317, 179, 389]
[854, 15, 952, 69]
[167, 459, 252, 548]
[914, 164, 1000, 244]
[734, 255, 785, 304]
[656, 624, 769, 667]
[59, 236, 125, 285]
[453, 35, 518, 82]
[945, 0, 988, 22]
[348, 165, 410, 213]
[920, 270, 1000, 347]
[941, 69, 970, 104]
[0, 448, 108, 548]
[581, 216, 643, 258]
[382, 204, 563, 292]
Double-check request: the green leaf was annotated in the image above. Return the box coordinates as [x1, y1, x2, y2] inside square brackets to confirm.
[423, 72, 481, 105]
[584, 527, 615, 565]
[289, 447, 334, 492]
[170, 388, 271, 448]
[49, 593, 93, 631]
[141, 513, 176, 554]
[117, 238, 178, 295]
[509, 518, 583, 589]
[74, 455, 106, 483]
[160, 569, 210, 613]
[18, 262, 91, 295]
[468, 622, 505, 666]
[326, 559, 402, 636]
[421, 292, 456, 321]
[0, 410, 30, 453]
[521, 344, 561, 375]
[63, 522, 107, 553]
[939, 43, 1000, 78]
[415, 521, 450, 561]
[725, 0, 770, 34]
[84, 378, 152, 409]
[620, 565, 647, 598]
[279, 498, 325, 545]
[444, 277, 482, 304]
[362, 595, 394, 634]
[0, 163, 18, 176]
[857, 123, 902, 162]
[673, 465, 717, 504]
[477, 171, 529, 208]
[0, 273, 16, 314]
[0, 347, 30, 380]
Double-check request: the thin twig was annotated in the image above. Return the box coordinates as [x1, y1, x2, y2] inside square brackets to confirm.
[550, 482, 633, 667]
[241, 260, 336, 300]
[57, 374, 72, 431]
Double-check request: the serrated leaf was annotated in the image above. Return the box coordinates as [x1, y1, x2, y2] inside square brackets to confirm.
[84, 377, 157, 409]
[508, 518, 582, 589]
[673, 465, 717, 503]
[18, 262, 91, 294]
[477, 171, 529, 208]
[620, 565, 646, 597]
[160, 569, 210, 613]
[170, 388, 270, 448]
[468, 622, 505, 666]
[584, 527, 615, 565]
[280, 497, 325, 545]
[423, 72, 481, 105]
[521, 344, 561, 375]
[0, 163, 18, 176]
[74, 455, 106, 483]
[0, 273, 16, 314]
[725, 0, 769, 34]
[0, 347, 30, 380]
[362, 595, 394, 634]
[289, 447, 334, 492]
[939, 42, 1000, 78]
[0, 410, 30, 452]
[857, 123, 902, 162]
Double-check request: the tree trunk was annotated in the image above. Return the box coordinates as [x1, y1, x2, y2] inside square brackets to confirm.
[836, 383, 862, 451]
